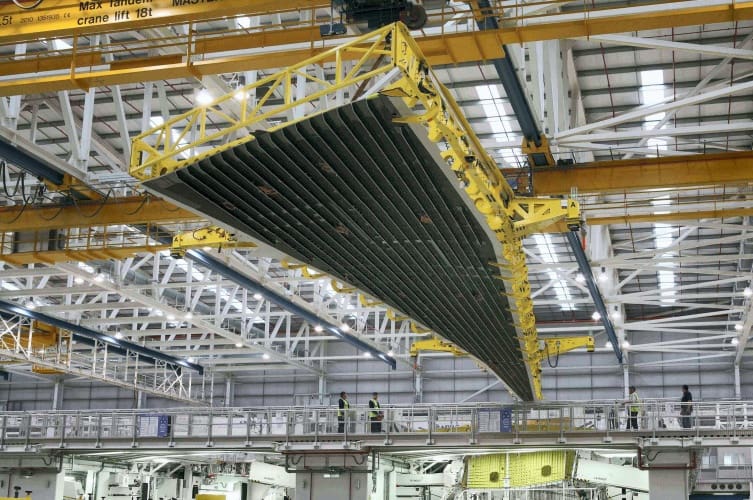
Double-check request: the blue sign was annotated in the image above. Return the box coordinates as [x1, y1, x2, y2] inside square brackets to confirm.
[500, 408, 512, 432]
[157, 415, 170, 437]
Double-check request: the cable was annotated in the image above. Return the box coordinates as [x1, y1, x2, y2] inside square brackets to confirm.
[70, 188, 113, 218]
[546, 344, 560, 368]
[124, 193, 150, 215]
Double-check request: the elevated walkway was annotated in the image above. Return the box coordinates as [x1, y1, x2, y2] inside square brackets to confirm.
[3, 401, 753, 454]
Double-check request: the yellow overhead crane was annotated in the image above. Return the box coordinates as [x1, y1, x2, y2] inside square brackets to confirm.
[0, 321, 70, 375]
[0, 195, 204, 265]
[1, 0, 752, 96]
[129, 22, 585, 399]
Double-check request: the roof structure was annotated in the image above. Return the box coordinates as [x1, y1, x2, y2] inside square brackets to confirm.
[0, 0, 750, 404]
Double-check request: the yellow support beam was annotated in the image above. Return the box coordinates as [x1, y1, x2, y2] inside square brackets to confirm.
[529, 336, 594, 399]
[0, 244, 168, 265]
[0, 0, 326, 44]
[409, 338, 466, 358]
[507, 197, 580, 237]
[528, 151, 753, 196]
[0, 195, 204, 232]
[2, 1, 753, 95]
[584, 207, 753, 227]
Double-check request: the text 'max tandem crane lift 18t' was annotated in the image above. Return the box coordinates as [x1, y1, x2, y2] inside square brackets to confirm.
[131, 21, 596, 401]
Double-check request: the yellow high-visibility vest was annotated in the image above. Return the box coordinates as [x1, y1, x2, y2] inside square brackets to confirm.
[630, 392, 640, 412]
[338, 398, 350, 417]
[369, 399, 380, 418]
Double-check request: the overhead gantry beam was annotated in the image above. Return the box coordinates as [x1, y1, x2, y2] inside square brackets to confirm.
[525, 151, 753, 196]
[1, 1, 752, 96]
[0, 195, 204, 232]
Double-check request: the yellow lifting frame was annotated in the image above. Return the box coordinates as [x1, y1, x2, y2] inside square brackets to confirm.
[170, 225, 255, 258]
[529, 336, 595, 399]
[131, 22, 581, 400]
[409, 338, 466, 358]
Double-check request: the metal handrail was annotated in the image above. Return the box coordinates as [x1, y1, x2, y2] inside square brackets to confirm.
[3, 400, 753, 446]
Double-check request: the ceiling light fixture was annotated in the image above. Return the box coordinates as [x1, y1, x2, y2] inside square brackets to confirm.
[597, 267, 608, 283]
[387, 350, 394, 357]
[262, 353, 270, 360]
[591, 311, 601, 321]
[235, 342, 243, 348]
[732, 337, 739, 346]
[735, 323, 744, 332]
[744, 287, 753, 298]
[314, 325, 323, 333]
[196, 88, 213, 106]
[253, 292, 263, 300]
[115, 332, 123, 339]
[363, 352, 372, 358]
[185, 312, 193, 320]
[187, 357, 195, 363]
[74, 276, 85, 285]
[605, 341, 612, 349]
[621, 340, 630, 349]
[340, 323, 351, 333]
[575, 273, 585, 284]
[166, 313, 176, 321]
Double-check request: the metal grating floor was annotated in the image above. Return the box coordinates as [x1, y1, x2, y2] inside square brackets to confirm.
[145, 96, 532, 399]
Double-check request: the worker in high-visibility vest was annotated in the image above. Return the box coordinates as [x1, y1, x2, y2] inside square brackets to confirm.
[338, 391, 349, 433]
[368, 392, 383, 433]
[626, 385, 640, 430]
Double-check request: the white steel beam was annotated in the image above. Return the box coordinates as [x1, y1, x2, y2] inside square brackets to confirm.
[558, 121, 753, 143]
[588, 34, 753, 60]
[556, 80, 753, 139]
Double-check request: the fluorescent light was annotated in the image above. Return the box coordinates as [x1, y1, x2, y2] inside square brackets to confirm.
[340, 323, 351, 332]
[532, 234, 575, 310]
[622, 340, 630, 349]
[235, 342, 243, 348]
[166, 313, 176, 321]
[363, 352, 371, 358]
[735, 323, 744, 332]
[187, 357, 195, 363]
[575, 273, 585, 284]
[744, 287, 753, 298]
[196, 88, 213, 106]
[253, 292, 263, 300]
[732, 337, 739, 346]
[74, 276, 85, 285]
[26, 301, 36, 310]
[605, 341, 612, 349]
[262, 353, 270, 360]
[185, 312, 193, 320]
[234, 89, 247, 101]
[591, 311, 601, 321]
[314, 325, 323, 333]
[387, 350, 394, 357]
[115, 332, 123, 339]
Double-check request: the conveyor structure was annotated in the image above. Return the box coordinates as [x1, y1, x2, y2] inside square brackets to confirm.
[131, 22, 581, 400]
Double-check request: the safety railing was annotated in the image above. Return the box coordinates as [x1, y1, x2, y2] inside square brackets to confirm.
[3, 400, 753, 449]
